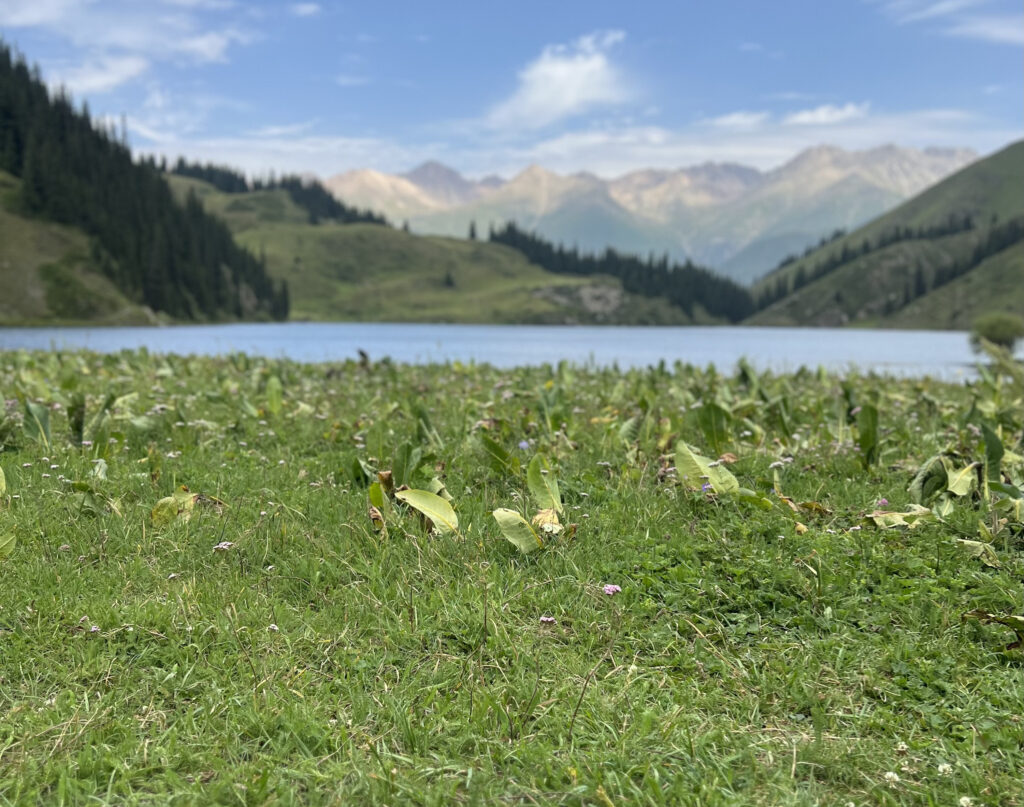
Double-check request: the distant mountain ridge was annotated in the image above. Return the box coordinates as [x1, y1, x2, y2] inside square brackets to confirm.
[324, 144, 976, 284]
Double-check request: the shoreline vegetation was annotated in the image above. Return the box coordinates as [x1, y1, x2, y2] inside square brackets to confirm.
[0, 346, 1022, 804]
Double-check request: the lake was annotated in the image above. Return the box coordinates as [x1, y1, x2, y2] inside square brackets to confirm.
[0, 323, 991, 377]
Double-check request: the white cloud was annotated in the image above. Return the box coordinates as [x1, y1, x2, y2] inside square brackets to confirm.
[486, 30, 631, 131]
[945, 15, 1024, 44]
[707, 111, 770, 130]
[877, 1, 1024, 46]
[289, 3, 321, 17]
[52, 54, 149, 94]
[247, 121, 318, 137]
[892, 0, 986, 23]
[784, 102, 870, 126]
[336, 74, 370, 87]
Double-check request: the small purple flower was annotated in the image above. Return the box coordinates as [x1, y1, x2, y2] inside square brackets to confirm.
[539, 616, 556, 624]
[518, 440, 530, 450]
[877, 498, 889, 507]
[602, 584, 621, 596]
[701, 483, 713, 492]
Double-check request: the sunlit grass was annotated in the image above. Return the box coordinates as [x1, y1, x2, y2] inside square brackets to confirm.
[0, 350, 1021, 805]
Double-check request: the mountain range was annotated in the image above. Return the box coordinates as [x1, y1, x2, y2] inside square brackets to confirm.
[324, 145, 976, 284]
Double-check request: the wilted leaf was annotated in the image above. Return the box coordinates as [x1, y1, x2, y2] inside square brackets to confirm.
[866, 504, 934, 529]
[493, 508, 543, 554]
[795, 522, 808, 535]
[962, 610, 1024, 649]
[151, 486, 199, 527]
[531, 507, 563, 536]
[527, 454, 562, 513]
[395, 488, 458, 533]
[675, 441, 739, 494]
[955, 539, 1001, 568]
[368, 505, 386, 534]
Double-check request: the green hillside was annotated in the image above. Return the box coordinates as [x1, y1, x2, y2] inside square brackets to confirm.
[0, 172, 155, 325]
[166, 176, 692, 325]
[750, 140, 1024, 328]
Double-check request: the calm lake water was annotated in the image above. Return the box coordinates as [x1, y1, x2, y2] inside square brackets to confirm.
[0, 323, 991, 377]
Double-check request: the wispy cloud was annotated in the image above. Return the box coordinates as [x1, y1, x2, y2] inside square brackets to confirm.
[784, 102, 870, 125]
[486, 30, 632, 131]
[289, 3, 321, 17]
[946, 14, 1024, 44]
[247, 121, 318, 137]
[336, 74, 370, 87]
[52, 54, 149, 94]
[707, 111, 770, 130]
[0, 0, 258, 96]
[877, 0, 1024, 45]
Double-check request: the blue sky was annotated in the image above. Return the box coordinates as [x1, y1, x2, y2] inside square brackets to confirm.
[0, 0, 1020, 177]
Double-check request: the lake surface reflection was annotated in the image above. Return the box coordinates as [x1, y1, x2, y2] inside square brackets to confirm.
[0, 323, 986, 377]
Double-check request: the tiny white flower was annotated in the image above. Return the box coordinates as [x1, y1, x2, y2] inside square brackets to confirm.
[89, 625, 100, 633]
[168, 573, 179, 580]
[895, 741, 908, 754]
[268, 624, 279, 632]
[958, 798, 973, 807]
[213, 541, 234, 552]
[884, 771, 900, 786]
[937, 762, 953, 776]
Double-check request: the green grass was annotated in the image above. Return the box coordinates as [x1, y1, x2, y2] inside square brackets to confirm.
[166, 175, 694, 325]
[751, 140, 1024, 327]
[0, 172, 153, 326]
[1, 349, 1023, 805]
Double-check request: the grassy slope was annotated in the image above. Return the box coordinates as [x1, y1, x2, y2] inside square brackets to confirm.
[887, 241, 1024, 330]
[1, 351, 1023, 805]
[0, 172, 153, 326]
[168, 176, 694, 325]
[750, 140, 1024, 327]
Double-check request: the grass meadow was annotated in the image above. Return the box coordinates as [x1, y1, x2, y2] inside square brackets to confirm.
[0, 348, 1022, 806]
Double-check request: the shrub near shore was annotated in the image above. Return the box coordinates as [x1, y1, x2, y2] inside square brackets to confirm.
[0, 349, 1022, 805]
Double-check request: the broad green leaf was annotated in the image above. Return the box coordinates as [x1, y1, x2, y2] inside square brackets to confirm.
[492, 508, 543, 554]
[909, 454, 948, 504]
[0, 532, 14, 559]
[737, 488, 773, 510]
[675, 441, 739, 494]
[933, 494, 956, 519]
[23, 400, 51, 449]
[395, 488, 458, 533]
[947, 462, 979, 497]
[696, 402, 731, 456]
[480, 434, 519, 475]
[856, 404, 879, 467]
[867, 504, 934, 529]
[424, 476, 453, 502]
[393, 442, 423, 488]
[266, 376, 283, 416]
[68, 391, 85, 447]
[527, 454, 562, 513]
[368, 481, 386, 510]
[956, 539, 1001, 568]
[618, 415, 640, 444]
[982, 423, 1004, 487]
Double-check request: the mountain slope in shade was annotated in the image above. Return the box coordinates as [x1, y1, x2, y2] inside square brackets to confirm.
[327, 145, 976, 283]
[748, 139, 1024, 329]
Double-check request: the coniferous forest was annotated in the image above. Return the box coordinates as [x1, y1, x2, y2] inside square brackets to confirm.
[170, 159, 388, 226]
[0, 42, 288, 321]
[489, 222, 756, 322]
